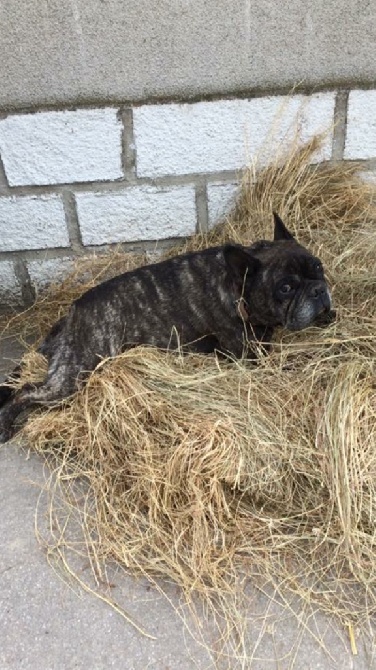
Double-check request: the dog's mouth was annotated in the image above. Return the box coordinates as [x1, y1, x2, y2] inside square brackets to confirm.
[313, 308, 336, 327]
[286, 305, 336, 331]
[285, 296, 335, 330]
[284, 282, 334, 331]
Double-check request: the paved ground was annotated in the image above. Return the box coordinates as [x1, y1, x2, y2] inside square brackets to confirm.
[0, 335, 375, 670]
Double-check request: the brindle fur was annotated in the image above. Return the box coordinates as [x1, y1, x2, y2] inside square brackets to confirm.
[0, 214, 333, 442]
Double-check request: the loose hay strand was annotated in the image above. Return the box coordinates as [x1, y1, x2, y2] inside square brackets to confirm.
[5, 136, 376, 666]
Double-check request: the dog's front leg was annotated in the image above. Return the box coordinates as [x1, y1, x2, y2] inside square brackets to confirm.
[216, 327, 248, 360]
[217, 324, 274, 361]
[246, 325, 274, 356]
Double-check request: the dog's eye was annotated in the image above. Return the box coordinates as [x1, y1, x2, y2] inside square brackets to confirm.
[314, 262, 322, 272]
[280, 284, 292, 294]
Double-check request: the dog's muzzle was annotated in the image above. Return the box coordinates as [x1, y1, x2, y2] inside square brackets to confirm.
[307, 281, 332, 312]
[286, 281, 333, 331]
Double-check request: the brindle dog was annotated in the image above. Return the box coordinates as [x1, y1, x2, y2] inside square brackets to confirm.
[0, 214, 333, 442]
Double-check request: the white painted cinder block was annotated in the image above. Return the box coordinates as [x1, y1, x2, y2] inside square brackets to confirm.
[76, 185, 197, 246]
[345, 90, 376, 159]
[133, 93, 335, 178]
[207, 182, 239, 228]
[0, 261, 22, 306]
[0, 109, 122, 186]
[0, 195, 69, 252]
[27, 257, 74, 291]
[357, 171, 376, 184]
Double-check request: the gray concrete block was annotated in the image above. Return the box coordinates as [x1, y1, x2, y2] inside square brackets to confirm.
[0, 1, 375, 109]
[0, 109, 122, 186]
[0, 261, 22, 306]
[76, 186, 197, 246]
[133, 94, 335, 178]
[0, 196, 69, 251]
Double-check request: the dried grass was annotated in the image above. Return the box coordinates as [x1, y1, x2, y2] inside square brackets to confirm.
[3, 136, 376, 665]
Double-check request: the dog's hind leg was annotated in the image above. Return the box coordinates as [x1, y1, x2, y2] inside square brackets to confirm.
[0, 367, 79, 443]
[0, 364, 22, 409]
[0, 317, 68, 412]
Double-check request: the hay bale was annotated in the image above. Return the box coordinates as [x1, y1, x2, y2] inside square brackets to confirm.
[4, 137, 376, 659]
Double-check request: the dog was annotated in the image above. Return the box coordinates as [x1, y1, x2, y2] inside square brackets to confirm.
[0, 213, 333, 442]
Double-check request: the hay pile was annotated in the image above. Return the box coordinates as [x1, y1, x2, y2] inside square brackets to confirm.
[3, 137, 376, 660]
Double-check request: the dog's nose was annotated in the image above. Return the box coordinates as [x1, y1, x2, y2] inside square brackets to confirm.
[309, 282, 332, 312]
[309, 283, 327, 299]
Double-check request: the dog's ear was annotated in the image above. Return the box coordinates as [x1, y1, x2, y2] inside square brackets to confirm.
[273, 212, 295, 241]
[223, 244, 261, 288]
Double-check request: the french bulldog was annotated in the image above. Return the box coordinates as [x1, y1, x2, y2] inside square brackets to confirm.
[0, 213, 333, 442]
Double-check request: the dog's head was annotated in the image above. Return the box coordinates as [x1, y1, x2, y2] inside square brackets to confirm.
[224, 213, 334, 331]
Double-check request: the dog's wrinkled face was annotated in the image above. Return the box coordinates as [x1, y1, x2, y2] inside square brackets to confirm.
[254, 240, 332, 331]
[224, 213, 333, 331]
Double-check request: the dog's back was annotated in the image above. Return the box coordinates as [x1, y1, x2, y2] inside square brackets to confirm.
[59, 246, 235, 365]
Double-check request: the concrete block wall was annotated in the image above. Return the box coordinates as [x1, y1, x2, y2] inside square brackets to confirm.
[0, 88, 374, 307]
